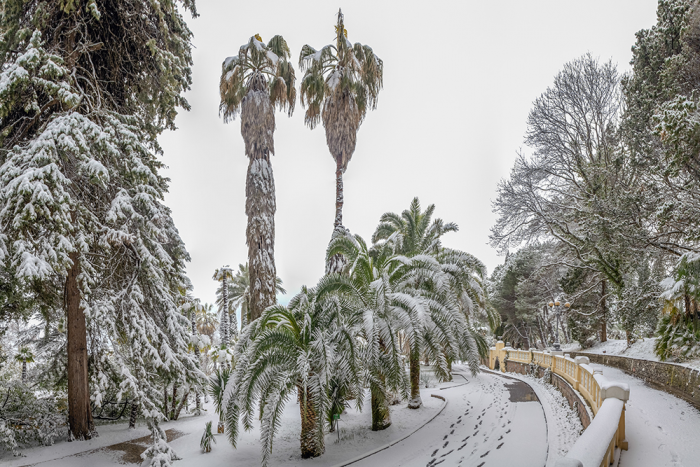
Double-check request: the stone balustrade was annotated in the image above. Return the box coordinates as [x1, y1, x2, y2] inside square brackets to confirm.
[487, 341, 629, 467]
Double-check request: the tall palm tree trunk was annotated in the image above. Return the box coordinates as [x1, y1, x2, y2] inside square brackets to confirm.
[66, 252, 95, 440]
[326, 158, 347, 275]
[246, 154, 277, 321]
[190, 311, 201, 415]
[408, 352, 422, 409]
[335, 161, 343, 228]
[299, 386, 324, 458]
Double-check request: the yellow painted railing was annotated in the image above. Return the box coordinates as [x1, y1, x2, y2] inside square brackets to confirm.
[487, 341, 629, 467]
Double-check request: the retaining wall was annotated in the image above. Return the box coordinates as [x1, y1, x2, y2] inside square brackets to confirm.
[569, 351, 700, 411]
[506, 360, 591, 428]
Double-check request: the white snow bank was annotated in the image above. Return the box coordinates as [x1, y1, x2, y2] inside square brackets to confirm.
[579, 338, 700, 371]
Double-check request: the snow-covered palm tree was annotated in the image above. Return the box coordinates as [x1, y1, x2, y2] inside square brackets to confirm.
[220, 35, 296, 322]
[323, 235, 419, 431]
[217, 263, 286, 332]
[224, 286, 360, 465]
[15, 347, 34, 383]
[213, 266, 234, 346]
[299, 10, 383, 273]
[372, 198, 496, 408]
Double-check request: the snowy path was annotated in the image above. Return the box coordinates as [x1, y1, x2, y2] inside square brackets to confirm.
[5, 369, 551, 467]
[590, 363, 700, 467]
[348, 370, 548, 467]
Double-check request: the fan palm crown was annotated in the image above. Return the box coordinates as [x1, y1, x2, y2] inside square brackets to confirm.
[299, 9, 383, 231]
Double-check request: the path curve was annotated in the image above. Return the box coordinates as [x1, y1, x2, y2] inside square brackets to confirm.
[347, 369, 548, 467]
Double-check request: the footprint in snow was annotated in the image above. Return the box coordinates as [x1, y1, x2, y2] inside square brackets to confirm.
[443, 435, 448, 440]
[440, 450, 453, 458]
[497, 443, 504, 449]
[477, 463, 485, 467]
[506, 429, 511, 434]
[458, 443, 467, 451]
[431, 449, 438, 457]
[462, 435, 470, 442]
[480, 451, 490, 458]
[443, 441, 449, 448]
[450, 429, 455, 435]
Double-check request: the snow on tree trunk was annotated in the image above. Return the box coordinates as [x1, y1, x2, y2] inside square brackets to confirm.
[241, 74, 278, 323]
[326, 161, 349, 275]
[299, 386, 324, 458]
[170, 382, 178, 420]
[66, 252, 95, 441]
[408, 353, 422, 409]
[21, 362, 27, 383]
[220, 274, 229, 347]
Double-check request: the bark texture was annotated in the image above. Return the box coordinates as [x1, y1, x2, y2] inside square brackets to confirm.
[299, 386, 324, 458]
[220, 273, 229, 346]
[242, 75, 277, 322]
[66, 252, 95, 440]
[408, 353, 422, 409]
[601, 280, 608, 342]
[129, 401, 138, 429]
[370, 382, 391, 431]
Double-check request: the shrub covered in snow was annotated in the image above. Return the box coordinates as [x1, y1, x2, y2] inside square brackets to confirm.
[0, 381, 67, 454]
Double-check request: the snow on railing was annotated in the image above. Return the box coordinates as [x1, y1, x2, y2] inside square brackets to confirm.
[487, 342, 629, 467]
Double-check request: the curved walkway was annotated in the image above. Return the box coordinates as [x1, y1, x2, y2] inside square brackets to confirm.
[589, 363, 700, 467]
[349, 369, 548, 467]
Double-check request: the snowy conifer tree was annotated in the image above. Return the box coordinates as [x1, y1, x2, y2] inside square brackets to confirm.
[0, 0, 203, 446]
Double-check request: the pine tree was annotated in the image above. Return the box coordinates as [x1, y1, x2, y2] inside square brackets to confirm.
[0, 0, 202, 444]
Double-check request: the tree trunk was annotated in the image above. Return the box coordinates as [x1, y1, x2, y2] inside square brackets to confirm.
[190, 311, 201, 415]
[299, 386, 324, 458]
[66, 252, 95, 440]
[601, 280, 607, 343]
[246, 153, 277, 322]
[173, 390, 189, 420]
[334, 161, 343, 229]
[163, 384, 169, 419]
[370, 381, 391, 431]
[326, 161, 347, 275]
[21, 361, 27, 383]
[407, 352, 422, 409]
[129, 401, 139, 429]
[221, 273, 229, 346]
[170, 382, 178, 420]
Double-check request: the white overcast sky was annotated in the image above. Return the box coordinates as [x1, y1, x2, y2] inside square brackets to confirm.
[159, 0, 659, 309]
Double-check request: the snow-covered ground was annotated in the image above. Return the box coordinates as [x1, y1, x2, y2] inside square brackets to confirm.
[588, 363, 700, 467]
[349, 368, 548, 467]
[2, 366, 554, 467]
[13, 364, 695, 467]
[487, 370, 583, 466]
[1, 387, 443, 467]
[563, 338, 700, 370]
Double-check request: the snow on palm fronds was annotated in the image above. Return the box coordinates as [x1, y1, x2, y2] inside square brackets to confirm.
[219, 35, 295, 323]
[223, 286, 361, 465]
[220, 34, 296, 124]
[298, 9, 383, 171]
[371, 198, 496, 375]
